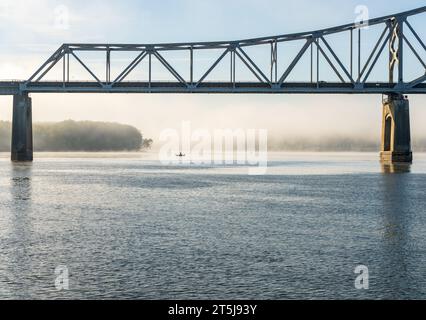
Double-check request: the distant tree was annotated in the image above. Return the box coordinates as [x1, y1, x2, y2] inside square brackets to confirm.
[142, 138, 153, 150]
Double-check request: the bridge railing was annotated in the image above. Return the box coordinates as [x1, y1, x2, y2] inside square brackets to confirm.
[22, 6, 426, 93]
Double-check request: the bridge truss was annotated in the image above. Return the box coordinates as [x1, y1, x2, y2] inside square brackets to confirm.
[2, 7, 426, 95]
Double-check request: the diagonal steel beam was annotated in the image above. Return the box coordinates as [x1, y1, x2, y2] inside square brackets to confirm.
[405, 20, 426, 52]
[409, 74, 426, 88]
[320, 36, 354, 83]
[278, 39, 312, 85]
[27, 45, 66, 82]
[196, 48, 229, 87]
[153, 51, 187, 85]
[362, 33, 391, 83]
[70, 51, 103, 85]
[234, 49, 266, 83]
[403, 34, 426, 69]
[313, 40, 345, 83]
[111, 51, 148, 86]
[357, 26, 388, 82]
[35, 51, 66, 82]
[237, 47, 271, 84]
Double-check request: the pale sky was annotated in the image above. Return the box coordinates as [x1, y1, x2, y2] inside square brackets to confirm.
[0, 0, 425, 142]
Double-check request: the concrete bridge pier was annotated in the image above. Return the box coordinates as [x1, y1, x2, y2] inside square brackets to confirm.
[11, 93, 33, 162]
[380, 94, 412, 163]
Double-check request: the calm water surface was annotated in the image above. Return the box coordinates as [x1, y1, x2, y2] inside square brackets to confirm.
[0, 152, 426, 300]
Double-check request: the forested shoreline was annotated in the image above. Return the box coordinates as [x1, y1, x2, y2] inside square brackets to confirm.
[1, 120, 426, 152]
[0, 120, 152, 152]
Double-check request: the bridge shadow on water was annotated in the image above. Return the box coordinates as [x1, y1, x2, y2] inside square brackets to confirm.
[377, 161, 418, 299]
[7, 162, 33, 299]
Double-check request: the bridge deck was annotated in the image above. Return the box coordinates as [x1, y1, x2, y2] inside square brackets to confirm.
[1, 81, 425, 95]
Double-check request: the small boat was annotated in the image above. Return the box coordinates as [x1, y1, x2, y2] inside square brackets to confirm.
[176, 152, 186, 157]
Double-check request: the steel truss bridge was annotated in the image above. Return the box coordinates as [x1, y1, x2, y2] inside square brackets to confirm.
[1, 7, 425, 162]
[1, 7, 426, 95]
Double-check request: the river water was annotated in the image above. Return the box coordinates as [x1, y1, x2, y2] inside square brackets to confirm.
[0, 152, 425, 299]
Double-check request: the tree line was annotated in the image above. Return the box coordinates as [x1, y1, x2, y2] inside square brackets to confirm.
[0, 120, 153, 152]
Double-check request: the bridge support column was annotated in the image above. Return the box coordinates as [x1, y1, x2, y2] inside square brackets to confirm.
[11, 93, 33, 162]
[380, 94, 412, 163]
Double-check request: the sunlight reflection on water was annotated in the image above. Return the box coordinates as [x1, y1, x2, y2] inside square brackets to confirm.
[0, 152, 426, 299]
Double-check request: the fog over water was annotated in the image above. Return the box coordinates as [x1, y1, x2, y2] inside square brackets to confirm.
[2, 94, 426, 152]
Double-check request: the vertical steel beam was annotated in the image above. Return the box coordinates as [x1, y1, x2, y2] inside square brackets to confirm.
[350, 29, 353, 79]
[149, 53, 152, 88]
[274, 41, 278, 83]
[310, 42, 313, 83]
[67, 52, 70, 82]
[106, 48, 111, 83]
[230, 49, 236, 86]
[190, 46, 194, 84]
[270, 40, 278, 83]
[63, 54, 66, 86]
[317, 38, 320, 85]
[358, 28, 361, 81]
